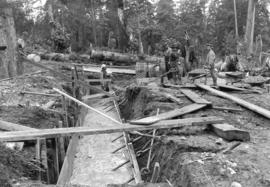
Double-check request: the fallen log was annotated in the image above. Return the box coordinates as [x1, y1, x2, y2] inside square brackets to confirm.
[39, 50, 164, 64]
[196, 84, 270, 119]
[0, 116, 224, 141]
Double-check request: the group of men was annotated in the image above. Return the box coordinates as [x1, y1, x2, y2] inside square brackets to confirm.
[164, 42, 218, 86]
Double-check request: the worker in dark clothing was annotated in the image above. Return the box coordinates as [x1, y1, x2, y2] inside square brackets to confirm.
[169, 43, 181, 84]
[101, 64, 110, 91]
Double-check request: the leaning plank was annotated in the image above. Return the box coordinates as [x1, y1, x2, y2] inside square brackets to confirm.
[130, 103, 207, 125]
[0, 116, 224, 141]
[20, 91, 60, 97]
[23, 57, 112, 97]
[196, 84, 270, 119]
[218, 84, 261, 94]
[85, 79, 112, 83]
[57, 135, 79, 185]
[180, 89, 211, 105]
[211, 123, 250, 141]
[163, 83, 197, 89]
[54, 88, 122, 125]
[0, 119, 37, 131]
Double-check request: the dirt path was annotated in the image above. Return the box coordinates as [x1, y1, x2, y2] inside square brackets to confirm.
[69, 98, 133, 186]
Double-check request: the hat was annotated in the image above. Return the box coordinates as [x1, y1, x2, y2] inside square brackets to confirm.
[206, 43, 213, 47]
[101, 64, 106, 69]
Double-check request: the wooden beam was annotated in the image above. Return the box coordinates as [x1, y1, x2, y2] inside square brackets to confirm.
[196, 84, 270, 119]
[0, 119, 37, 131]
[54, 88, 122, 125]
[0, 116, 224, 141]
[180, 89, 211, 105]
[23, 57, 112, 97]
[85, 79, 112, 83]
[212, 106, 243, 112]
[20, 91, 60, 97]
[130, 103, 207, 125]
[0, 71, 46, 83]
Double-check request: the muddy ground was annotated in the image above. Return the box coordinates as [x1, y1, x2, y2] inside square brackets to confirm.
[119, 84, 270, 187]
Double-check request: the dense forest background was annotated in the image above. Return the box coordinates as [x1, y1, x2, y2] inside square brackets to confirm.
[1, 0, 270, 58]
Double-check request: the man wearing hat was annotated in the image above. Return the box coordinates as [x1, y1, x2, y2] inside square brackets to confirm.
[169, 43, 182, 84]
[101, 64, 109, 91]
[206, 43, 217, 86]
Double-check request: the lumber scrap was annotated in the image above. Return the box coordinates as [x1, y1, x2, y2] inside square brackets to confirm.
[217, 84, 261, 94]
[130, 103, 207, 125]
[23, 57, 112, 97]
[196, 84, 270, 119]
[0, 119, 37, 131]
[82, 93, 108, 101]
[212, 106, 243, 112]
[0, 71, 46, 83]
[107, 183, 171, 187]
[85, 79, 112, 83]
[83, 66, 136, 75]
[0, 116, 224, 141]
[159, 92, 183, 105]
[163, 83, 197, 89]
[180, 89, 211, 105]
[211, 123, 250, 141]
[20, 91, 60, 97]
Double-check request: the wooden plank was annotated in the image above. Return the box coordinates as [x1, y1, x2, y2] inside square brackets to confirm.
[130, 103, 207, 125]
[180, 89, 211, 105]
[54, 88, 123, 126]
[0, 119, 37, 131]
[0, 116, 224, 141]
[82, 93, 108, 100]
[23, 57, 112, 97]
[211, 123, 250, 141]
[83, 66, 136, 75]
[85, 79, 112, 83]
[212, 106, 243, 112]
[196, 84, 270, 119]
[57, 135, 79, 185]
[20, 91, 60, 97]
[217, 84, 261, 94]
[160, 92, 183, 105]
[58, 121, 65, 165]
[163, 83, 197, 89]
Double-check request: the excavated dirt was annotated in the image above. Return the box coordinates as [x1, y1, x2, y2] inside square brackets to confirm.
[120, 85, 270, 187]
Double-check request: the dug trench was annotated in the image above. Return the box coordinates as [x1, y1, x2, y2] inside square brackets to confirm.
[119, 85, 270, 187]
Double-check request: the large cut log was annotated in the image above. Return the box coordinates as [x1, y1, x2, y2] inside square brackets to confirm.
[39, 50, 164, 64]
[0, 116, 224, 141]
[196, 84, 270, 119]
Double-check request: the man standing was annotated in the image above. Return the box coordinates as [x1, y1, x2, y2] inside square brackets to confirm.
[101, 64, 109, 91]
[206, 43, 217, 86]
[169, 43, 181, 84]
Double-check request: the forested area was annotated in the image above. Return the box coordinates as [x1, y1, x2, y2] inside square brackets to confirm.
[2, 0, 270, 57]
[1, 1, 270, 187]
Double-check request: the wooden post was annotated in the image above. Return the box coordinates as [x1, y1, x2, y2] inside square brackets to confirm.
[61, 96, 69, 128]
[35, 138, 41, 180]
[41, 139, 50, 183]
[54, 138, 60, 177]
[58, 121, 66, 166]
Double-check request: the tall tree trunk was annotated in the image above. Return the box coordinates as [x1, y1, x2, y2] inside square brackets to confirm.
[245, 0, 256, 56]
[233, 0, 239, 39]
[0, 8, 19, 78]
[90, 0, 97, 46]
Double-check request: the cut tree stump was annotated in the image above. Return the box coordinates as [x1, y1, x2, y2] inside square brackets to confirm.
[211, 123, 250, 141]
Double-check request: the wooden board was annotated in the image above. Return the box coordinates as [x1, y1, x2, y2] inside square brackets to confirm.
[218, 84, 261, 94]
[85, 79, 112, 83]
[57, 135, 79, 185]
[211, 123, 250, 141]
[130, 103, 207, 125]
[83, 66, 136, 75]
[160, 92, 183, 105]
[163, 83, 197, 89]
[0, 119, 37, 131]
[82, 93, 108, 100]
[180, 89, 212, 105]
[0, 116, 224, 141]
[212, 106, 243, 112]
[196, 84, 270, 120]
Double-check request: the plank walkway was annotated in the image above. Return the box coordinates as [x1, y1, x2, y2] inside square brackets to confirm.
[69, 99, 133, 186]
